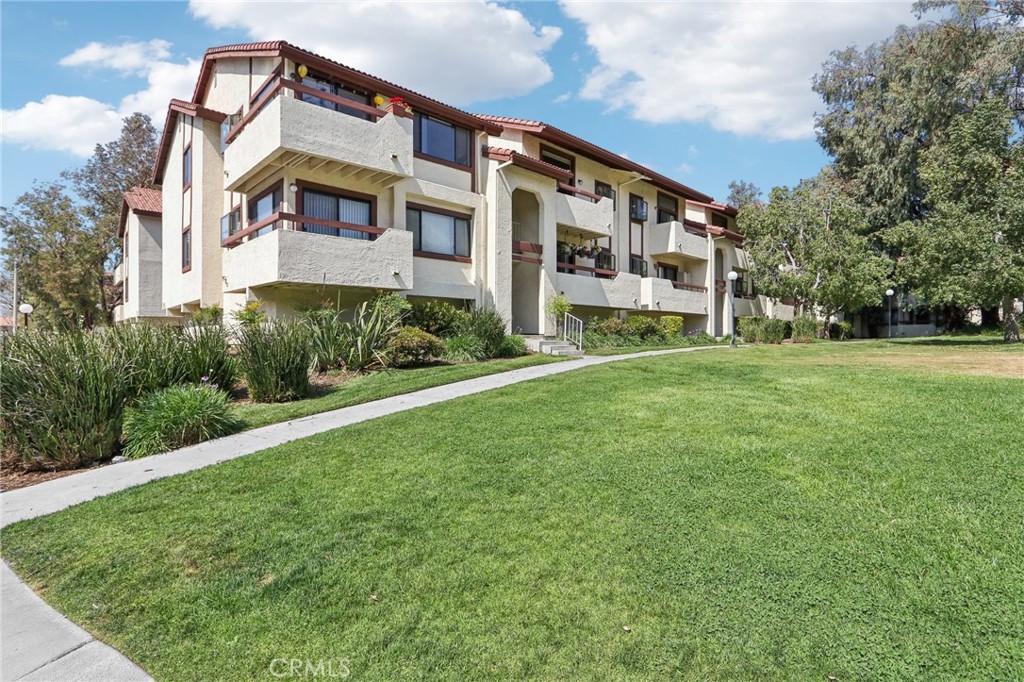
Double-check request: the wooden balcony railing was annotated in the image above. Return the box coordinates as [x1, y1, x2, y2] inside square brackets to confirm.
[556, 261, 618, 278]
[222, 211, 387, 248]
[225, 77, 386, 145]
[669, 281, 708, 293]
[556, 182, 606, 204]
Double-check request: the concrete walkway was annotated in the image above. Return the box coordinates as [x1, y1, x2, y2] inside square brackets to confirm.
[1, 345, 731, 681]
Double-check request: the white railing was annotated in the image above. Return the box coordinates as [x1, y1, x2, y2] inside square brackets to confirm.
[562, 312, 584, 350]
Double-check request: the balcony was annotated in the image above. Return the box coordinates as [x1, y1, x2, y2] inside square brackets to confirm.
[649, 221, 707, 260]
[113, 260, 124, 285]
[640, 277, 708, 315]
[223, 84, 414, 194]
[222, 215, 413, 293]
[555, 189, 614, 239]
[555, 271, 641, 310]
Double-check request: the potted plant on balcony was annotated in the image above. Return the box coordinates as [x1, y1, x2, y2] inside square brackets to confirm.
[387, 96, 413, 117]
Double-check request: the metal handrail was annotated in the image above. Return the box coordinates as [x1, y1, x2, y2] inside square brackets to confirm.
[562, 312, 584, 351]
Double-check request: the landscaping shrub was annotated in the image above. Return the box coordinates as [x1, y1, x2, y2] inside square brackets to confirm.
[495, 334, 528, 358]
[237, 322, 312, 402]
[337, 299, 402, 372]
[546, 293, 573, 333]
[177, 323, 237, 391]
[737, 317, 764, 343]
[236, 300, 267, 326]
[409, 300, 468, 337]
[1, 331, 131, 469]
[830, 320, 854, 340]
[687, 330, 718, 345]
[122, 383, 241, 459]
[454, 308, 508, 358]
[660, 316, 685, 336]
[303, 305, 349, 372]
[792, 316, 820, 343]
[624, 315, 665, 340]
[386, 326, 445, 367]
[590, 316, 626, 336]
[371, 291, 412, 327]
[760, 319, 788, 344]
[443, 334, 487, 362]
[192, 305, 223, 326]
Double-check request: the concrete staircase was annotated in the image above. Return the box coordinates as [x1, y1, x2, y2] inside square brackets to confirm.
[523, 335, 584, 357]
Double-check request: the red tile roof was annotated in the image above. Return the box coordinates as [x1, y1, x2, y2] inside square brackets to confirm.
[476, 114, 719, 206]
[483, 146, 575, 182]
[153, 99, 229, 184]
[119, 187, 162, 237]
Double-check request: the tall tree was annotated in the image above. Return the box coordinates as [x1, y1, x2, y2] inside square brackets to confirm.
[813, 0, 1024, 234]
[888, 99, 1024, 341]
[64, 113, 158, 321]
[738, 172, 891, 325]
[0, 182, 106, 329]
[727, 180, 763, 210]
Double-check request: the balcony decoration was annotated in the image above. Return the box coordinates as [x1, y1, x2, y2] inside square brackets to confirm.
[387, 96, 413, 118]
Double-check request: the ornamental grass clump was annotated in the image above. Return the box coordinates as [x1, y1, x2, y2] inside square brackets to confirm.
[337, 299, 402, 372]
[237, 321, 312, 402]
[1, 331, 132, 469]
[122, 382, 242, 459]
[443, 334, 488, 362]
[453, 308, 508, 359]
[791, 316, 820, 343]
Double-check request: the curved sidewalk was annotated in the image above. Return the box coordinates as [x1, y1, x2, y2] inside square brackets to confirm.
[1, 345, 731, 682]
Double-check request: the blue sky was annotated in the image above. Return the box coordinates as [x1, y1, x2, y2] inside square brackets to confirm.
[1, 1, 920, 209]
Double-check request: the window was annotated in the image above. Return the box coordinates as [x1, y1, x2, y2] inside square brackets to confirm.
[299, 73, 372, 120]
[247, 183, 283, 238]
[221, 206, 242, 242]
[541, 147, 575, 191]
[629, 255, 648, 277]
[657, 193, 678, 223]
[302, 188, 373, 240]
[182, 144, 192, 188]
[595, 180, 616, 206]
[711, 213, 729, 228]
[123, 233, 129, 303]
[629, 194, 648, 222]
[220, 109, 242, 152]
[657, 263, 678, 282]
[407, 205, 471, 258]
[414, 113, 471, 167]
[182, 227, 192, 271]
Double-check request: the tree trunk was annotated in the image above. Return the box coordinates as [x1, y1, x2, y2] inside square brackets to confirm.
[943, 304, 966, 331]
[1002, 295, 1021, 343]
[981, 305, 1001, 328]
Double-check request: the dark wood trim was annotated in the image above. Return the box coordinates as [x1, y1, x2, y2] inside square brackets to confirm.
[557, 262, 618, 277]
[247, 180, 285, 223]
[406, 201, 472, 222]
[657, 191, 679, 223]
[182, 141, 192, 191]
[226, 77, 281, 143]
[285, 80, 383, 119]
[670, 281, 708, 293]
[249, 62, 283, 106]
[414, 251, 472, 263]
[512, 254, 543, 265]
[181, 225, 192, 272]
[414, 150, 472, 173]
[512, 240, 543, 255]
[557, 182, 603, 203]
[222, 214, 280, 247]
[482, 147, 574, 183]
[284, 213, 385, 236]
[296, 180, 377, 226]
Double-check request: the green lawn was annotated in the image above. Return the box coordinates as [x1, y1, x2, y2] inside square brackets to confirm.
[3, 341, 1023, 680]
[235, 354, 566, 429]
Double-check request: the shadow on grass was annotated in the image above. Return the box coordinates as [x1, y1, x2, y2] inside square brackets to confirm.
[892, 337, 1015, 348]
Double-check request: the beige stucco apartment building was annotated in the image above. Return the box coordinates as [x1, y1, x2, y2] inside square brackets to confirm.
[115, 41, 794, 337]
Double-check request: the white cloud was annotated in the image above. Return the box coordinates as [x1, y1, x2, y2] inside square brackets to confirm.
[59, 39, 172, 73]
[677, 162, 696, 175]
[561, 1, 916, 140]
[188, 0, 561, 104]
[2, 41, 198, 157]
[553, 91, 573, 104]
[688, 144, 698, 158]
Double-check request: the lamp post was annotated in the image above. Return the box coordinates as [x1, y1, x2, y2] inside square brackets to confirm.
[727, 270, 739, 347]
[18, 302, 34, 330]
[884, 288, 895, 339]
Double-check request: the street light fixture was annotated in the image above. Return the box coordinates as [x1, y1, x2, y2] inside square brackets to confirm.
[18, 302, 34, 330]
[727, 271, 739, 347]
[884, 288, 895, 339]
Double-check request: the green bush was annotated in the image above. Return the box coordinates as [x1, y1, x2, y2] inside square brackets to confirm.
[687, 330, 718, 345]
[1, 331, 131, 469]
[792, 316, 820, 343]
[737, 317, 764, 343]
[496, 334, 528, 358]
[122, 384, 241, 459]
[192, 305, 223, 326]
[589, 316, 626, 336]
[177, 324, 237, 391]
[761, 319, 788, 344]
[303, 305, 349, 372]
[236, 300, 267, 326]
[624, 315, 665, 340]
[237, 322, 311, 402]
[454, 308, 508, 358]
[831, 320, 854, 340]
[371, 291, 412, 327]
[660, 316, 685, 336]
[386, 326, 445, 367]
[443, 334, 487, 362]
[409, 300, 468, 337]
[337, 299, 402, 372]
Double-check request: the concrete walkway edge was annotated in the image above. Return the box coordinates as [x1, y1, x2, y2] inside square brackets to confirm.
[1, 345, 732, 682]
